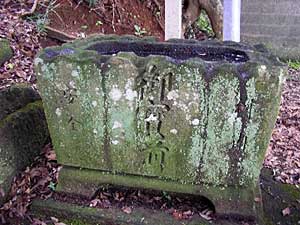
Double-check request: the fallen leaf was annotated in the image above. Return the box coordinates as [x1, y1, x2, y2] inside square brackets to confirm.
[254, 197, 261, 202]
[172, 210, 183, 220]
[122, 206, 132, 214]
[199, 208, 214, 221]
[89, 199, 101, 207]
[51, 216, 59, 222]
[282, 207, 291, 216]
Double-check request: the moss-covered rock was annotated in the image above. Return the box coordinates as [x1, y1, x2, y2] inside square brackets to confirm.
[0, 84, 41, 121]
[0, 39, 13, 66]
[0, 85, 49, 205]
[35, 35, 286, 221]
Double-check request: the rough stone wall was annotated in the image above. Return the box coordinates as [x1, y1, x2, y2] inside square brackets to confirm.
[241, 0, 300, 60]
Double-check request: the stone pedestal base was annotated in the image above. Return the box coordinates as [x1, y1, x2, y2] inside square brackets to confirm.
[52, 165, 264, 224]
[32, 197, 258, 225]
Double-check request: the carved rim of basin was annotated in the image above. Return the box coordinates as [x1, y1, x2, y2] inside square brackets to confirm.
[85, 41, 249, 62]
[40, 35, 282, 67]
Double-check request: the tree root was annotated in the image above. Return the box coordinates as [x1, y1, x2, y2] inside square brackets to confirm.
[21, 0, 39, 18]
[45, 26, 77, 42]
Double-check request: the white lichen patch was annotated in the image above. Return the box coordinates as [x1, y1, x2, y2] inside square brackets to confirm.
[261, 65, 267, 70]
[95, 87, 101, 96]
[34, 57, 43, 66]
[258, 65, 271, 80]
[185, 114, 191, 121]
[69, 80, 76, 89]
[55, 83, 67, 91]
[112, 140, 119, 145]
[125, 79, 134, 89]
[41, 64, 47, 73]
[112, 121, 123, 129]
[92, 101, 98, 107]
[167, 90, 179, 100]
[177, 102, 189, 112]
[148, 64, 155, 73]
[125, 89, 137, 101]
[110, 87, 122, 102]
[227, 112, 238, 126]
[170, 129, 178, 134]
[71, 70, 79, 77]
[145, 114, 158, 122]
[55, 108, 62, 117]
[191, 119, 200, 126]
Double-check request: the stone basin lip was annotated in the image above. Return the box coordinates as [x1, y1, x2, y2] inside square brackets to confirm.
[43, 41, 248, 63]
[38, 36, 283, 66]
[84, 41, 250, 63]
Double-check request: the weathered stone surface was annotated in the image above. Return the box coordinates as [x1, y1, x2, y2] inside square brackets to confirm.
[35, 35, 286, 220]
[0, 85, 49, 205]
[0, 39, 13, 66]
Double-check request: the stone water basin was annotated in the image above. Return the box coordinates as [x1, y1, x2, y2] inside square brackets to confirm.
[35, 35, 286, 222]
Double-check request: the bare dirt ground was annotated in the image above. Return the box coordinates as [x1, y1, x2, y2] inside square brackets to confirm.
[47, 0, 164, 40]
[0, 0, 300, 224]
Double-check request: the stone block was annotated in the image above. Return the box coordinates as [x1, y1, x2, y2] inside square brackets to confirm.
[0, 85, 49, 205]
[35, 35, 286, 221]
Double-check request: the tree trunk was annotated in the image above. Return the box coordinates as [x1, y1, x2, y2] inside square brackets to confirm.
[182, 0, 223, 39]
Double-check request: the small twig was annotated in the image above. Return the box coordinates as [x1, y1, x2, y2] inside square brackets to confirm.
[91, 9, 112, 24]
[21, 0, 39, 17]
[111, 0, 116, 32]
[114, 0, 123, 23]
[146, 0, 164, 31]
[157, 17, 165, 32]
[152, 0, 162, 10]
[73, 0, 82, 10]
[50, 6, 64, 24]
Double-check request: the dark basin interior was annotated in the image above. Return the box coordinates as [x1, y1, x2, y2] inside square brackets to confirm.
[87, 41, 249, 63]
[44, 40, 250, 63]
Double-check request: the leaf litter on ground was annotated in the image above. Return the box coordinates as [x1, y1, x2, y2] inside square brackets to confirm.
[0, 144, 61, 224]
[264, 68, 300, 185]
